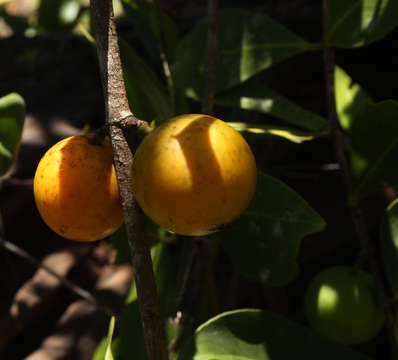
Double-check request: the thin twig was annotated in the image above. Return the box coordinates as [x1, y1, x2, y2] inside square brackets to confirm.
[323, 0, 397, 356]
[89, 1, 167, 359]
[201, 0, 219, 115]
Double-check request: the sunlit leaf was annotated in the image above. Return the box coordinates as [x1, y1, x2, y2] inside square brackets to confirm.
[221, 172, 326, 286]
[217, 78, 328, 133]
[228, 122, 318, 143]
[105, 317, 116, 360]
[179, 309, 371, 360]
[326, 0, 398, 48]
[334, 65, 373, 131]
[0, 92, 25, 177]
[172, 8, 310, 97]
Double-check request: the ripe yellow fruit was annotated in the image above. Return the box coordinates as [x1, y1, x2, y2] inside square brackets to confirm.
[34, 135, 124, 241]
[132, 114, 257, 236]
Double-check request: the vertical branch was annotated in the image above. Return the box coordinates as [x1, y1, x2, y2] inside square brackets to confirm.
[89, 1, 167, 359]
[202, 0, 219, 115]
[323, 0, 397, 356]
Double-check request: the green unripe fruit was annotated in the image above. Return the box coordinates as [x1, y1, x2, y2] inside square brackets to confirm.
[304, 266, 385, 344]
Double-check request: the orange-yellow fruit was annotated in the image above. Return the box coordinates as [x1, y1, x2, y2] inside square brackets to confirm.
[132, 114, 257, 236]
[34, 135, 124, 241]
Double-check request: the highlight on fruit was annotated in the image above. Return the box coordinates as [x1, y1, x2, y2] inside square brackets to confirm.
[132, 113, 257, 236]
[304, 265, 385, 345]
[33, 134, 124, 241]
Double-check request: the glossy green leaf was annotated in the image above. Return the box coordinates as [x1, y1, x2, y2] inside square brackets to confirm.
[334, 65, 373, 131]
[381, 199, 398, 296]
[172, 8, 310, 97]
[216, 79, 329, 133]
[326, 0, 398, 48]
[228, 122, 318, 144]
[350, 100, 398, 204]
[119, 39, 173, 123]
[179, 309, 371, 360]
[0, 92, 25, 177]
[222, 172, 326, 286]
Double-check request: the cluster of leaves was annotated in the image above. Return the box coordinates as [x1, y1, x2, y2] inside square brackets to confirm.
[3, 0, 398, 359]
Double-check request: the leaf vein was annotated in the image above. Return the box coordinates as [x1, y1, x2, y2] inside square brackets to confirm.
[327, 0, 361, 42]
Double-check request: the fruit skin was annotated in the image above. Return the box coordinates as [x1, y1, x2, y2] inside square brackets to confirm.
[132, 114, 257, 236]
[304, 266, 385, 345]
[34, 135, 123, 241]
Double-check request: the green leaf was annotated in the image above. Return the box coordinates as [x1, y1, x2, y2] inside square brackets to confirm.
[121, 0, 179, 64]
[119, 38, 173, 123]
[216, 79, 329, 133]
[179, 309, 371, 360]
[92, 338, 107, 360]
[121, 0, 159, 64]
[350, 100, 398, 204]
[0, 92, 25, 177]
[93, 318, 120, 360]
[105, 317, 116, 360]
[326, 0, 398, 48]
[221, 172, 326, 286]
[227, 122, 319, 144]
[172, 8, 310, 97]
[381, 199, 398, 296]
[334, 65, 374, 131]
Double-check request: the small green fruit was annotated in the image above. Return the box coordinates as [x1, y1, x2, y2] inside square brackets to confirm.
[304, 266, 385, 344]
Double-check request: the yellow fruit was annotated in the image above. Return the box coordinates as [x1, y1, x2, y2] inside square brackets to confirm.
[34, 135, 124, 241]
[132, 114, 257, 236]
